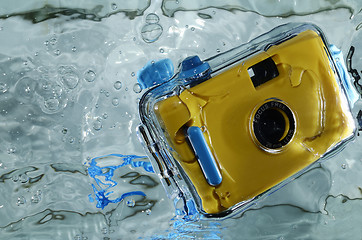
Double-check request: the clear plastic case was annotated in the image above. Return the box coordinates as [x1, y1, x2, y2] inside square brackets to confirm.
[137, 23, 357, 219]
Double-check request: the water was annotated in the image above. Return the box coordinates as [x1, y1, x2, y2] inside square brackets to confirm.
[0, 0, 362, 239]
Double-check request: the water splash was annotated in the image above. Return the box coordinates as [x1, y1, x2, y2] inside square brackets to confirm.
[87, 154, 154, 209]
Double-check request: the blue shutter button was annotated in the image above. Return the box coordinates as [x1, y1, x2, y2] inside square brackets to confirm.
[179, 56, 211, 80]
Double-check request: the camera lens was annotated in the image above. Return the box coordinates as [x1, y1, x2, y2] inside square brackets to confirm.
[252, 101, 295, 150]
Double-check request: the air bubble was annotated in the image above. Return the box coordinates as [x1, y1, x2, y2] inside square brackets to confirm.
[54, 49, 61, 56]
[74, 235, 81, 240]
[103, 113, 108, 119]
[20, 174, 29, 183]
[112, 97, 119, 106]
[69, 137, 75, 144]
[141, 23, 163, 43]
[159, 48, 164, 53]
[126, 199, 135, 207]
[191, 27, 195, 31]
[31, 195, 41, 204]
[145, 13, 159, 24]
[145, 209, 151, 215]
[61, 72, 79, 89]
[133, 83, 142, 93]
[111, 3, 117, 10]
[62, 128, 68, 134]
[0, 82, 9, 93]
[72, 46, 77, 52]
[44, 98, 60, 111]
[216, 49, 221, 53]
[7, 147, 16, 154]
[49, 36, 57, 45]
[17, 196, 26, 206]
[84, 70, 96, 82]
[114, 81, 122, 90]
[93, 120, 102, 131]
[131, 72, 135, 77]
[341, 164, 347, 169]
[12, 175, 19, 182]
[101, 227, 108, 234]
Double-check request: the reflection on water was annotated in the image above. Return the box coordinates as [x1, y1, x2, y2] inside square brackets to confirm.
[0, 0, 361, 239]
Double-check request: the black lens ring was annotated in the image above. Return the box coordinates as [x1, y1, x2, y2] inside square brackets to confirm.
[253, 100, 295, 149]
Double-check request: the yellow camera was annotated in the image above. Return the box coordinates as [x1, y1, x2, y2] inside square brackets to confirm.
[138, 23, 356, 217]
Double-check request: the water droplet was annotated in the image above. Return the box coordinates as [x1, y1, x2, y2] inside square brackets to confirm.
[93, 120, 102, 131]
[72, 46, 77, 52]
[159, 48, 164, 53]
[54, 49, 61, 56]
[176, 0, 179, 4]
[114, 81, 122, 90]
[84, 70, 96, 82]
[95, 103, 99, 108]
[82, 237, 88, 240]
[0, 82, 9, 93]
[341, 164, 347, 169]
[74, 235, 81, 240]
[141, 23, 163, 43]
[112, 97, 119, 106]
[17, 196, 26, 206]
[101, 227, 108, 234]
[133, 83, 142, 93]
[111, 3, 117, 10]
[34, 52, 39, 56]
[191, 27, 195, 31]
[126, 199, 135, 207]
[185, 25, 189, 28]
[145, 13, 159, 24]
[44, 40, 49, 46]
[62, 128, 68, 134]
[44, 98, 60, 111]
[216, 49, 221, 53]
[0, 27, 3, 31]
[131, 72, 135, 77]
[145, 209, 151, 215]
[20, 174, 29, 183]
[103, 113, 108, 119]
[105, 91, 110, 97]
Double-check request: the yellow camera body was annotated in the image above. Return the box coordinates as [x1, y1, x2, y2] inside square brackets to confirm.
[153, 30, 355, 214]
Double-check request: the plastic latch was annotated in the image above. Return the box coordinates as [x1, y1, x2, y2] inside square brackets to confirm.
[179, 56, 211, 80]
[329, 44, 359, 107]
[187, 126, 222, 186]
[137, 59, 174, 89]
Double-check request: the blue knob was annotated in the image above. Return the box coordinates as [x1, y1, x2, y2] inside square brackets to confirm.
[179, 56, 210, 80]
[137, 59, 174, 89]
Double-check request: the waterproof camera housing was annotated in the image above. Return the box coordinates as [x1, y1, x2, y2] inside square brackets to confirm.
[137, 23, 356, 218]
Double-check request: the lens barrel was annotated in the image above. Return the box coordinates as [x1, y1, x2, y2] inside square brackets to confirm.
[252, 100, 295, 150]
